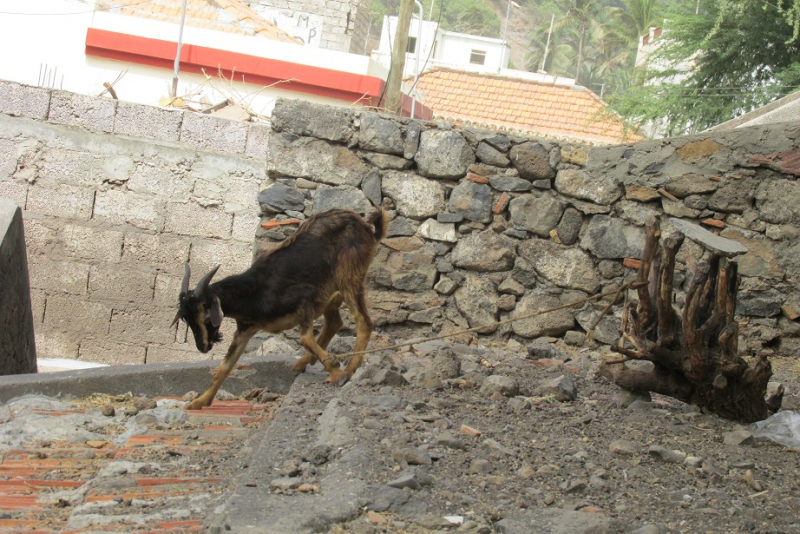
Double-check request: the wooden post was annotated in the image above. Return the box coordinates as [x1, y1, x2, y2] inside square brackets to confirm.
[385, 0, 415, 113]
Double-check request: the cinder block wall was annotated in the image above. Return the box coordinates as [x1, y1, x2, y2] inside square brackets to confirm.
[0, 198, 37, 375]
[0, 80, 265, 365]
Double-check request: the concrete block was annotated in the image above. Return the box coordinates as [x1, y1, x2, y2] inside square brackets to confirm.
[127, 158, 193, 199]
[164, 201, 233, 239]
[58, 224, 123, 262]
[246, 122, 271, 160]
[0, 81, 50, 120]
[37, 148, 98, 188]
[180, 112, 247, 154]
[188, 238, 253, 279]
[154, 271, 183, 307]
[114, 100, 183, 141]
[78, 338, 147, 365]
[26, 183, 94, 219]
[88, 263, 156, 302]
[21, 216, 57, 256]
[35, 330, 79, 359]
[94, 189, 161, 230]
[42, 294, 112, 335]
[231, 211, 260, 242]
[122, 232, 190, 270]
[0, 179, 28, 208]
[109, 305, 179, 345]
[146, 343, 211, 364]
[49, 90, 116, 133]
[27, 256, 90, 294]
[222, 178, 261, 211]
[0, 199, 37, 374]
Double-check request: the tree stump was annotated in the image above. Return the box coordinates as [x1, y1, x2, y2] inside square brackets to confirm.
[599, 217, 779, 423]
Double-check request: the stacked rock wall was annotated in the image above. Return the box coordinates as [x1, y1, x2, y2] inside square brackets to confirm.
[265, 99, 800, 356]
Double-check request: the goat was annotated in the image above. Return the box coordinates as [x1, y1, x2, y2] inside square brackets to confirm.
[173, 208, 388, 410]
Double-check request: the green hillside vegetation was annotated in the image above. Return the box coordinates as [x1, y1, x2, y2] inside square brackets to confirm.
[367, 0, 800, 135]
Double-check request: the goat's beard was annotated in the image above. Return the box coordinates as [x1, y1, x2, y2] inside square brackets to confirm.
[211, 331, 223, 343]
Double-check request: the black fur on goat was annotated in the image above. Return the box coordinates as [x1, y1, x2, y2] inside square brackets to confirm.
[174, 208, 387, 410]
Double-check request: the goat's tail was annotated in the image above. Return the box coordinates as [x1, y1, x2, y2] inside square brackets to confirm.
[367, 208, 388, 242]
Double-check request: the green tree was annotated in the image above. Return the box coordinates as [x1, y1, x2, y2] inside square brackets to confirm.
[609, 0, 800, 135]
[552, 0, 600, 84]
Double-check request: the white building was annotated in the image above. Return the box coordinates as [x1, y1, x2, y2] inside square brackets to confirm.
[372, 16, 511, 79]
[0, 0, 430, 120]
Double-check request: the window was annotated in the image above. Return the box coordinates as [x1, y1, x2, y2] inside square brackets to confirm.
[469, 49, 486, 65]
[407, 37, 417, 54]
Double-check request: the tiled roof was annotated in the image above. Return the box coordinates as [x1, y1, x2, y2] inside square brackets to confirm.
[415, 68, 641, 145]
[97, 0, 301, 44]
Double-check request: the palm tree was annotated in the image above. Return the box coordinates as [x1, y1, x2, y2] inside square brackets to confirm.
[552, 0, 599, 84]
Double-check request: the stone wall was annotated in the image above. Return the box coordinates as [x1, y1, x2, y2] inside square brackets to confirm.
[0, 80, 264, 365]
[0, 198, 37, 375]
[265, 99, 800, 357]
[2, 77, 799, 368]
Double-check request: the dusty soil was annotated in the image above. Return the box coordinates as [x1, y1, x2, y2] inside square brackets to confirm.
[319, 338, 800, 534]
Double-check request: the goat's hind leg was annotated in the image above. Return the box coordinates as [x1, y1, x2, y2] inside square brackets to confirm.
[186, 326, 256, 410]
[342, 289, 374, 384]
[292, 293, 344, 374]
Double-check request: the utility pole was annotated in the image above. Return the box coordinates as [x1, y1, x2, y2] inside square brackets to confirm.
[385, 0, 414, 113]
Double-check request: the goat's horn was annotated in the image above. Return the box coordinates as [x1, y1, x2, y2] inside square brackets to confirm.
[195, 265, 220, 297]
[180, 263, 191, 294]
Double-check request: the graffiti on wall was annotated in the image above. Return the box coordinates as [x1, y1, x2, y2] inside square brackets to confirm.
[248, 5, 324, 47]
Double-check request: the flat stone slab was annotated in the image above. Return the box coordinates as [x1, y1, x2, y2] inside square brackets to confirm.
[0, 354, 297, 402]
[670, 218, 749, 257]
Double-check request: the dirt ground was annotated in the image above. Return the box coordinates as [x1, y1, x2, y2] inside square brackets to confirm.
[322, 339, 800, 534]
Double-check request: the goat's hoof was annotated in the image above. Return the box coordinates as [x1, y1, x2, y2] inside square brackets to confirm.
[291, 363, 307, 374]
[185, 399, 210, 411]
[325, 371, 346, 386]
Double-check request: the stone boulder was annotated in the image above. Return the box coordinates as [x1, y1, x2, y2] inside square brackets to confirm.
[271, 98, 354, 143]
[358, 114, 404, 155]
[519, 238, 600, 293]
[382, 171, 447, 219]
[258, 183, 305, 214]
[476, 142, 510, 167]
[415, 130, 474, 179]
[510, 142, 554, 181]
[580, 215, 645, 259]
[448, 180, 492, 223]
[311, 187, 372, 215]
[268, 133, 370, 186]
[451, 231, 516, 272]
[509, 193, 564, 237]
[755, 179, 800, 224]
[555, 168, 622, 205]
[511, 291, 575, 338]
[454, 274, 499, 334]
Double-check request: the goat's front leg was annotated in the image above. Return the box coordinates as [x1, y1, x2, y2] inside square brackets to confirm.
[186, 328, 255, 410]
[298, 323, 345, 385]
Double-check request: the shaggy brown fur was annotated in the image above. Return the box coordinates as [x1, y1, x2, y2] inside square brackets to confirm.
[175, 208, 388, 410]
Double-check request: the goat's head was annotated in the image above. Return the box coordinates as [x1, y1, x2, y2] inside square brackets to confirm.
[172, 264, 223, 353]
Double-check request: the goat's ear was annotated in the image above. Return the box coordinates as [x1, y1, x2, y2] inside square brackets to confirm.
[180, 263, 191, 295]
[209, 297, 223, 328]
[170, 310, 181, 327]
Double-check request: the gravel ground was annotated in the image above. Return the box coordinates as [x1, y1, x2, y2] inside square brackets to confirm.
[316, 337, 800, 534]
